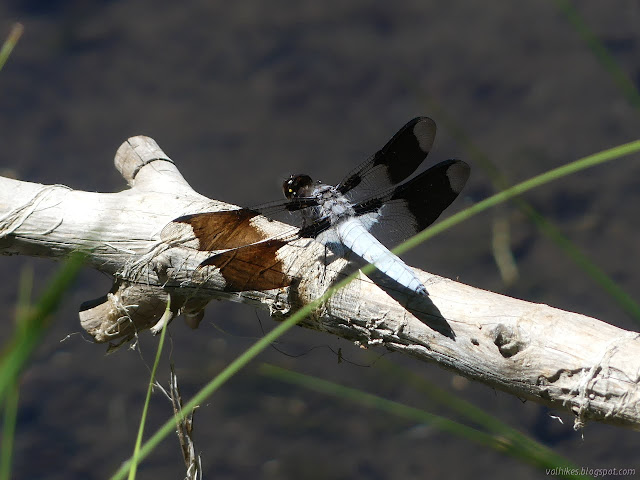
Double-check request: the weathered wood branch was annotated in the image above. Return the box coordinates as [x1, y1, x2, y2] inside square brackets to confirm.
[1, 136, 639, 430]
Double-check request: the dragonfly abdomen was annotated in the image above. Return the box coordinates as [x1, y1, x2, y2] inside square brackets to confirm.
[336, 218, 427, 296]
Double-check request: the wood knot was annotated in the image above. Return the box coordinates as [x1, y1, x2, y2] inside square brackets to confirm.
[492, 324, 527, 358]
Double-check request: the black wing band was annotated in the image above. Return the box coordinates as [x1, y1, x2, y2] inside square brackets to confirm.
[353, 159, 470, 232]
[337, 116, 437, 194]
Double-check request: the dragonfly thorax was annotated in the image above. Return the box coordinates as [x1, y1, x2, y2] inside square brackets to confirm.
[309, 183, 356, 225]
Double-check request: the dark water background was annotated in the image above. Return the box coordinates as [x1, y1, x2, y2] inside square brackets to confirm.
[1, 1, 639, 479]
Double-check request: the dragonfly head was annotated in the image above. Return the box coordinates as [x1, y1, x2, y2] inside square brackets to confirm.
[283, 174, 313, 199]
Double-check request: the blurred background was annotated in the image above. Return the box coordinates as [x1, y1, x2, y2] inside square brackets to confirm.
[1, 1, 639, 478]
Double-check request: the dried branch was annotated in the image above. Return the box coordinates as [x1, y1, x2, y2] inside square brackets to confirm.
[1, 136, 638, 430]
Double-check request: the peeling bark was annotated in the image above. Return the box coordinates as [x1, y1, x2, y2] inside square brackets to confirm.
[0, 135, 639, 429]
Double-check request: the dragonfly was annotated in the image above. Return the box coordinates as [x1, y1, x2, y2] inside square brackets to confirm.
[162, 117, 469, 296]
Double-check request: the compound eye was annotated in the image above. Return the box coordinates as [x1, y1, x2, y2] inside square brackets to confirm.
[283, 179, 295, 199]
[283, 174, 311, 199]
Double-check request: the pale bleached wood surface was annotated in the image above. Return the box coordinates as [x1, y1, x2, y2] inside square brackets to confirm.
[0, 136, 638, 430]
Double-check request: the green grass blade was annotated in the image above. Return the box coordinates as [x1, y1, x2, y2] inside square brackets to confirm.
[374, 358, 574, 464]
[14, 266, 34, 334]
[259, 363, 590, 479]
[0, 252, 86, 405]
[0, 266, 34, 479]
[109, 304, 318, 480]
[111, 253, 385, 480]
[422, 98, 640, 322]
[111, 139, 639, 479]
[0, 23, 23, 73]
[127, 297, 172, 480]
[388, 139, 640, 322]
[375, 358, 523, 433]
[554, 0, 640, 110]
[394, 140, 640, 256]
[0, 382, 19, 480]
[388, 140, 640, 322]
[0, 23, 30, 480]
[512, 198, 640, 320]
[549, 2, 640, 318]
